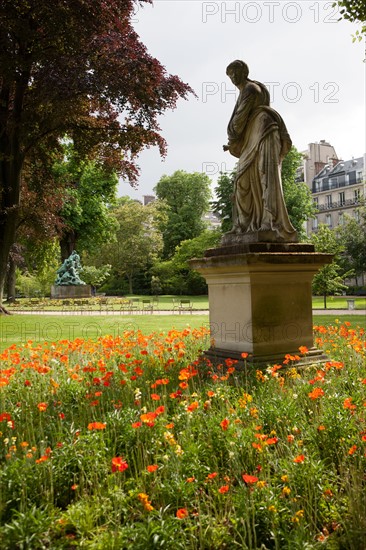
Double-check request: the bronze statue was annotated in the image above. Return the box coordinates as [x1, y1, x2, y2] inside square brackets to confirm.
[55, 251, 86, 286]
[223, 60, 297, 242]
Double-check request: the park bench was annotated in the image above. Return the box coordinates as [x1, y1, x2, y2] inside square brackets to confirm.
[141, 299, 154, 314]
[178, 299, 193, 314]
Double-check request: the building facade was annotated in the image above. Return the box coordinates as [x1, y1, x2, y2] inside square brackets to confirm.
[307, 156, 365, 235]
[297, 140, 339, 186]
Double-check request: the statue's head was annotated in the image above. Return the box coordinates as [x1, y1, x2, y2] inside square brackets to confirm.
[226, 60, 249, 86]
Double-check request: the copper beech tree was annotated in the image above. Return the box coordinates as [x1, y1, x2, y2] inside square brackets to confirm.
[0, 0, 192, 312]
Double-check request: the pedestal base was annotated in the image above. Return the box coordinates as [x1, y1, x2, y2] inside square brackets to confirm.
[204, 346, 329, 368]
[51, 285, 92, 299]
[190, 245, 332, 366]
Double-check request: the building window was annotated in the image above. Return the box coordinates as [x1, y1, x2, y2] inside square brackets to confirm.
[354, 189, 360, 203]
[338, 213, 344, 225]
[339, 192, 345, 206]
[354, 210, 360, 222]
[325, 214, 332, 227]
[326, 195, 332, 208]
[357, 171, 363, 183]
[313, 197, 319, 209]
[312, 217, 318, 230]
[329, 177, 337, 188]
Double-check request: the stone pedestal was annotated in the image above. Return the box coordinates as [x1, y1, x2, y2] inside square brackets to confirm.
[190, 243, 332, 366]
[51, 285, 92, 299]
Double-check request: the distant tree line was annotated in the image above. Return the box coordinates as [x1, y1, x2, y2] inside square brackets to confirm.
[10, 143, 365, 303]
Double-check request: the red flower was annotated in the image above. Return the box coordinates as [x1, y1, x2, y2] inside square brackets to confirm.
[293, 454, 305, 463]
[187, 401, 199, 412]
[348, 445, 357, 456]
[308, 387, 325, 400]
[176, 508, 188, 519]
[147, 464, 158, 473]
[88, 422, 106, 430]
[218, 485, 229, 494]
[111, 456, 128, 473]
[242, 474, 259, 484]
[344, 397, 356, 411]
[150, 394, 160, 401]
[220, 418, 230, 431]
[37, 402, 48, 412]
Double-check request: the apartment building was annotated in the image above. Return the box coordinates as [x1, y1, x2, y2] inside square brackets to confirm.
[297, 140, 339, 186]
[307, 156, 365, 234]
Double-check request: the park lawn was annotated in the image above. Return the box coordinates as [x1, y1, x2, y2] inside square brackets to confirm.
[0, 314, 210, 352]
[0, 313, 365, 352]
[312, 295, 366, 309]
[5, 294, 366, 313]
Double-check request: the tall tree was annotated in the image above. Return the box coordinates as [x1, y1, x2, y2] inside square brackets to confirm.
[213, 146, 316, 240]
[281, 147, 317, 240]
[53, 144, 119, 260]
[153, 229, 221, 295]
[93, 198, 164, 294]
[311, 224, 351, 308]
[0, 0, 192, 312]
[154, 171, 211, 258]
[337, 206, 366, 286]
[211, 172, 235, 233]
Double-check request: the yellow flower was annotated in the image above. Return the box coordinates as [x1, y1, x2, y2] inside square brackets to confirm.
[282, 486, 291, 496]
[281, 475, 289, 483]
[256, 480, 267, 488]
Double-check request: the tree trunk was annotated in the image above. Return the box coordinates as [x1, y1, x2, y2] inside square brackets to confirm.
[127, 273, 133, 294]
[60, 230, 77, 261]
[323, 293, 327, 309]
[6, 256, 16, 302]
[0, 71, 29, 314]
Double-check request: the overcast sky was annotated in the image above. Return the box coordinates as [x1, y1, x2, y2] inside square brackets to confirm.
[119, 0, 365, 200]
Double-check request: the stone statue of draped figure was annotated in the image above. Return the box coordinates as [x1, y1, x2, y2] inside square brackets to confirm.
[223, 60, 298, 243]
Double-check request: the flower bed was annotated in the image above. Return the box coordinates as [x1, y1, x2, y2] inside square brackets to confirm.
[0, 322, 365, 548]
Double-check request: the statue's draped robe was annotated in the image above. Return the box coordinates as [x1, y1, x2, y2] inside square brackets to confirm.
[227, 80, 297, 241]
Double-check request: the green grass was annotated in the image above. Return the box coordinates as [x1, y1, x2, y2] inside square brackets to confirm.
[4, 294, 366, 312]
[0, 314, 210, 351]
[312, 295, 366, 309]
[1, 313, 365, 352]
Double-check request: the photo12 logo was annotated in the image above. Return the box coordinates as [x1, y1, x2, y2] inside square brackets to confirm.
[201, 2, 340, 24]
[201, 81, 340, 104]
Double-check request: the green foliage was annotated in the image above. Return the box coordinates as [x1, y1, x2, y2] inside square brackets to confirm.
[80, 265, 111, 288]
[92, 198, 164, 294]
[212, 172, 235, 233]
[153, 230, 221, 294]
[281, 147, 317, 240]
[154, 171, 212, 258]
[54, 144, 119, 256]
[311, 225, 352, 308]
[336, 206, 366, 280]
[335, 0, 366, 40]
[16, 239, 60, 296]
